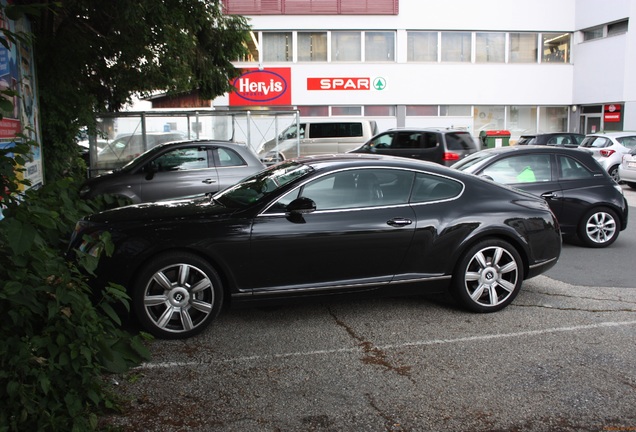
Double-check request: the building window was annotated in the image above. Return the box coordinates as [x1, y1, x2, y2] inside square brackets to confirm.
[298, 106, 329, 116]
[440, 106, 471, 116]
[297, 32, 328, 61]
[332, 106, 362, 116]
[509, 33, 538, 63]
[542, 33, 570, 63]
[364, 106, 396, 116]
[507, 106, 538, 136]
[365, 31, 395, 61]
[474, 106, 506, 132]
[539, 107, 569, 133]
[583, 27, 604, 41]
[441, 32, 471, 62]
[475, 32, 505, 63]
[608, 19, 629, 36]
[406, 105, 438, 116]
[331, 31, 361, 61]
[262, 32, 293, 62]
[407, 31, 438, 62]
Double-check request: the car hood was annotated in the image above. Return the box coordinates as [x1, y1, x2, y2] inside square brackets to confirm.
[85, 196, 236, 224]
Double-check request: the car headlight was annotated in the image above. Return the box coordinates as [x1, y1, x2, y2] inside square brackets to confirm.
[79, 184, 90, 197]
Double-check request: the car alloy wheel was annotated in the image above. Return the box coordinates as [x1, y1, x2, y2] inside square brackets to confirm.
[609, 165, 620, 183]
[578, 207, 619, 248]
[134, 252, 223, 339]
[451, 239, 523, 312]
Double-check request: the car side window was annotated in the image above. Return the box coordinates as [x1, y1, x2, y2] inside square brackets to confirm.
[366, 132, 394, 149]
[410, 173, 462, 203]
[481, 154, 552, 184]
[394, 132, 422, 149]
[216, 147, 246, 167]
[558, 155, 593, 179]
[267, 169, 414, 212]
[151, 147, 209, 171]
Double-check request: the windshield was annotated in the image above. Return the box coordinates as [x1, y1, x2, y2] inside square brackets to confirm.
[452, 151, 496, 171]
[214, 161, 312, 208]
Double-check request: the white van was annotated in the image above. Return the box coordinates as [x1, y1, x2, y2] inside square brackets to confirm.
[257, 117, 378, 164]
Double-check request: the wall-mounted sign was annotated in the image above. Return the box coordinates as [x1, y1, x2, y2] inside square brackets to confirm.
[604, 104, 622, 123]
[307, 77, 387, 91]
[229, 68, 291, 106]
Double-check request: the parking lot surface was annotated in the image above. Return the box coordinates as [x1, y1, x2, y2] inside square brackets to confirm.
[103, 187, 636, 432]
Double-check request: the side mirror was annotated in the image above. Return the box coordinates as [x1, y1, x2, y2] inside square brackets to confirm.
[144, 162, 158, 180]
[286, 197, 316, 215]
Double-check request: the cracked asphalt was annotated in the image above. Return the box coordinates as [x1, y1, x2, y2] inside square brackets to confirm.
[102, 186, 636, 432]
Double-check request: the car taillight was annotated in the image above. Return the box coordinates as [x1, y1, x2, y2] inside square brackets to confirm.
[444, 152, 460, 161]
[599, 149, 615, 157]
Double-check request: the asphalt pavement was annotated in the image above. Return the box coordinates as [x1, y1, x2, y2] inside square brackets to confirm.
[102, 185, 636, 432]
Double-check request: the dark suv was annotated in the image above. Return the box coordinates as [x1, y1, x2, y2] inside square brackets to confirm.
[349, 127, 478, 166]
[516, 133, 584, 147]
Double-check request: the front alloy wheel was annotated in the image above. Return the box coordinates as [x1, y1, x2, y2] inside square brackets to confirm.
[134, 253, 223, 339]
[451, 239, 523, 313]
[578, 207, 619, 248]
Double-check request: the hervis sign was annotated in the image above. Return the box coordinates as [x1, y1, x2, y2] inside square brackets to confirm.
[229, 68, 292, 106]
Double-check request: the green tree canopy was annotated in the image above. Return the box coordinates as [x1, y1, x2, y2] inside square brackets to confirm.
[20, 0, 250, 181]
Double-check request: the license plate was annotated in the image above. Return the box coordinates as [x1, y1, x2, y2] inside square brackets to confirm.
[628, 161, 636, 168]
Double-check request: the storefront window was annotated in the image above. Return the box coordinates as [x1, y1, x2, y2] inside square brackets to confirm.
[331, 32, 361, 62]
[406, 105, 438, 116]
[475, 33, 505, 63]
[262, 32, 293, 62]
[509, 33, 538, 63]
[441, 32, 471, 62]
[474, 106, 506, 132]
[440, 106, 471, 116]
[365, 31, 395, 61]
[364, 106, 396, 116]
[298, 106, 329, 116]
[507, 106, 537, 139]
[542, 33, 570, 63]
[539, 106, 569, 132]
[407, 32, 438, 62]
[298, 32, 328, 61]
[332, 106, 362, 116]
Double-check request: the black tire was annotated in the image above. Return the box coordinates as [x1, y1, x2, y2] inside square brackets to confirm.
[450, 239, 524, 313]
[609, 165, 620, 183]
[133, 252, 224, 339]
[627, 182, 636, 190]
[577, 207, 620, 248]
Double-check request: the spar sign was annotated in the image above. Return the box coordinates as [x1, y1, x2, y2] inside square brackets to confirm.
[229, 68, 291, 106]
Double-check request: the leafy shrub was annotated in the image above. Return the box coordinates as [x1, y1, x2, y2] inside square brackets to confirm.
[0, 145, 150, 431]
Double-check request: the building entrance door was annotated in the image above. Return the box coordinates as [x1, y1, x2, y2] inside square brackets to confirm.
[580, 115, 602, 134]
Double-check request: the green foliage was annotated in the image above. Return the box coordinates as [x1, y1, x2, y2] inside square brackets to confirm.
[26, 0, 251, 182]
[0, 145, 151, 431]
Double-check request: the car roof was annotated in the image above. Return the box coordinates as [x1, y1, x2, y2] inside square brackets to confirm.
[384, 127, 471, 133]
[585, 131, 636, 138]
[474, 145, 590, 156]
[290, 152, 459, 174]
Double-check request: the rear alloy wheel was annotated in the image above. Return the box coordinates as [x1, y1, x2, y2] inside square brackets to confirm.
[133, 253, 223, 339]
[451, 239, 523, 313]
[578, 207, 620, 248]
[609, 165, 620, 183]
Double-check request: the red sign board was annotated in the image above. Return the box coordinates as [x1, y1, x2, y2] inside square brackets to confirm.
[604, 104, 622, 123]
[307, 77, 371, 91]
[229, 68, 291, 106]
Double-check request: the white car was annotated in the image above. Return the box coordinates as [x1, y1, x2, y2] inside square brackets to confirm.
[578, 132, 636, 182]
[618, 147, 636, 189]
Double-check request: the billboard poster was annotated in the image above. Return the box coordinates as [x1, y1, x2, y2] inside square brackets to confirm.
[229, 68, 292, 106]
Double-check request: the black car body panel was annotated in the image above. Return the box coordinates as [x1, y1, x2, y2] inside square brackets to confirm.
[69, 154, 561, 338]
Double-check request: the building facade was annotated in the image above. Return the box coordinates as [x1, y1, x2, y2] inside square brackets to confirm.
[214, 0, 636, 142]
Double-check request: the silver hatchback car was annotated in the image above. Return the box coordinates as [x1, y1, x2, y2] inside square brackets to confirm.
[80, 140, 265, 204]
[578, 131, 636, 182]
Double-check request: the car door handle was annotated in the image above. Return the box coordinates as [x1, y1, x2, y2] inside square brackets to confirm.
[387, 218, 413, 227]
[202, 179, 217, 184]
[541, 192, 558, 199]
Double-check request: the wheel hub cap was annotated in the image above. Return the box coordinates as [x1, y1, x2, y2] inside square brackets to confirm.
[169, 287, 190, 307]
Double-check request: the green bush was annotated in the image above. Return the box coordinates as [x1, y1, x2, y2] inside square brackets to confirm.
[0, 146, 150, 431]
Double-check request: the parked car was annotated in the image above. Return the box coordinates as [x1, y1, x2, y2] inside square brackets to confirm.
[95, 131, 188, 171]
[578, 131, 636, 182]
[349, 127, 479, 166]
[618, 147, 636, 189]
[257, 117, 378, 164]
[80, 140, 264, 204]
[453, 145, 628, 248]
[69, 154, 561, 339]
[516, 133, 584, 147]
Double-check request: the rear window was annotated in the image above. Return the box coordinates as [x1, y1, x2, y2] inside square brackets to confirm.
[445, 132, 477, 150]
[616, 136, 636, 149]
[580, 136, 611, 148]
[309, 122, 363, 139]
[516, 136, 536, 145]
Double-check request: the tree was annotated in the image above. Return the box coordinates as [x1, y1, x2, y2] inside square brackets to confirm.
[22, 0, 250, 182]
